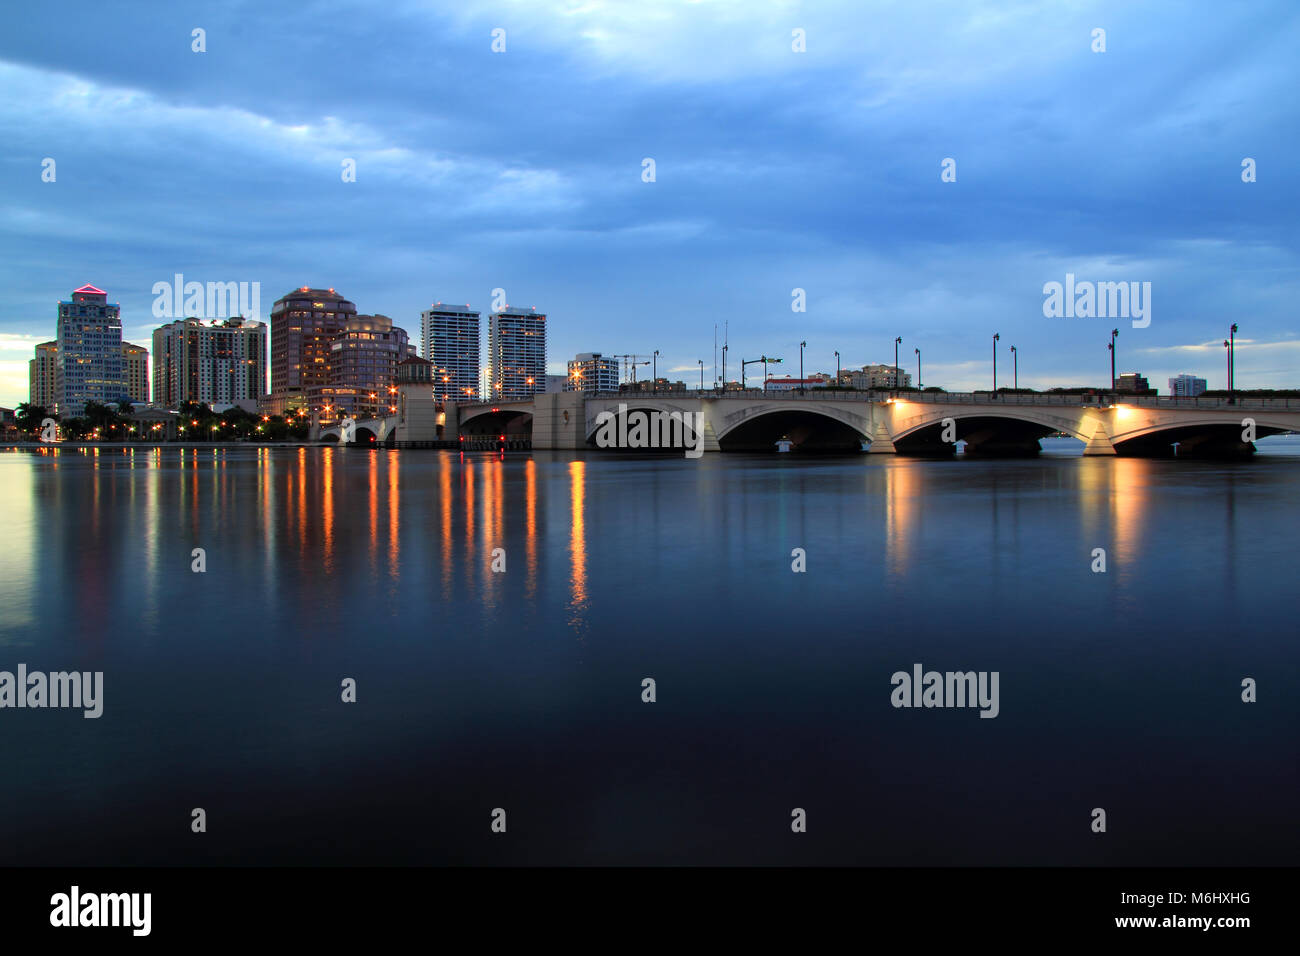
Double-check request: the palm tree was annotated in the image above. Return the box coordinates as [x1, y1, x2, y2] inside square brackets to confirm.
[82, 401, 119, 439]
[14, 402, 48, 435]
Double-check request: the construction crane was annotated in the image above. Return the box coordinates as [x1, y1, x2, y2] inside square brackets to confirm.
[620, 354, 651, 384]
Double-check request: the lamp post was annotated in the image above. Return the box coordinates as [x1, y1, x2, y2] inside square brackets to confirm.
[1224, 339, 1231, 394]
[1109, 328, 1118, 391]
[698, 359, 704, 391]
[721, 344, 728, 393]
[1229, 323, 1238, 400]
[834, 350, 840, 385]
[894, 336, 902, 392]
[1010, 345, 1017, 390]
[992, 333, 1000, 392]
[915, 347, 921, 390]
[799, 341, 806, 394]
[653, 350, 659, 392]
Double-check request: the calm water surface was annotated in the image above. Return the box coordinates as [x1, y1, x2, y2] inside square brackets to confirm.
[1, 440, 1297, 865]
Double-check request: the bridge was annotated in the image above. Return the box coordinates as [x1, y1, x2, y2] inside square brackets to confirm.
[315, 415, 399, 445]
[319, 390, 1300, 457]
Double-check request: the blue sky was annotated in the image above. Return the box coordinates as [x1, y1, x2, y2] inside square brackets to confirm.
[1, 0, 1297, 406]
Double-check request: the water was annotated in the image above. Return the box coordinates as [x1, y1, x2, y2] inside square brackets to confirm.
[0, 439, 1297, 865]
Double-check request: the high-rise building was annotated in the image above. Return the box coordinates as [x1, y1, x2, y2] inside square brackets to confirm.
[152, 318, 267, 408]
[28, 340, 57, 410]
[565, 353, 619, 394]
[268, 287, 357, 415]
[55, 284, 124, 417]
[421, 303, 480, 403]
[1168, 373, 1207, 397]
[488, 306, 547, 400]
[322, 313, 409, 418]
[122, 343, 149, 404]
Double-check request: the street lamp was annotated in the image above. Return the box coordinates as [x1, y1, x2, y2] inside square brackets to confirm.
[653, 350, 660, 391]
[721, 344, 727, 392]
[894, 336, 902, 392]
[992, 333, 1000, 392]
[1108, 328, 1119, 391]
[698, 359, 704, 391]
[1229, 323, 1238, 399]
[834, 350, 840, 385]
[914, 347, 921, 390]
[1010, 345, 1017, 390]
[799, 341, 806, 394]
[1224, 339, 1231, 393]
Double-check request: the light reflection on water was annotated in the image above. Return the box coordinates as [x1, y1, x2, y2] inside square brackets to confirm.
[0, 443, 1296, 865]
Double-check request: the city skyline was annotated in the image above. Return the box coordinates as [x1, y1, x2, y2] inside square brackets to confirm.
[9, 275, 1285, 413]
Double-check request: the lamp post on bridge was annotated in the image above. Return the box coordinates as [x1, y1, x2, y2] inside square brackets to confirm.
[992, 333, 1000, 393]
[1224, 339, 1231, 396]
[915, 347, 921, 390]
[1229, 323, 1238, 401]
[1010, 345, 1017, 391]
[799, 341, 806, 394]
[652, 350, 659, 392]
[721, 344, 728, 393]
[894, 336, 902, 394]
[1109, 328, 1119, 392]
[834, 350, 840, 386]
[698, 359, 704, 391]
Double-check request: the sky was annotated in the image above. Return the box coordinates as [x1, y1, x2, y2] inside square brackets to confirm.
[1, 0, 1297, 407]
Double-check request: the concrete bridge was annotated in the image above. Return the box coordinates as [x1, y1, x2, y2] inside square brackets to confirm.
[315, 415, 399, 445]
[321, 390, 1300, 457]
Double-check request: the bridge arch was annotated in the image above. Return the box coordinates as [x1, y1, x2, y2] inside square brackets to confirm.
[460, 407, 533, 438]
[583, 400, 703, 444]
[1111, 415, 1291, 456]
[890, 405, 1091, 456]
[713, 402, 870, 452]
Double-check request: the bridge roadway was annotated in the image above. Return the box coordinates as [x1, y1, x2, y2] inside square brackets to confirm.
[319, 389, 1300, 457]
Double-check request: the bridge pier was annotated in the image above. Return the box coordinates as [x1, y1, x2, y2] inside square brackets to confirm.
[866, 420, 896, 453]
[532, 392, 587, 450]
[1082, 418, 1117, 456]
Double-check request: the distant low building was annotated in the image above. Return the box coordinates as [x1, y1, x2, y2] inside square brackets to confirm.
[764, 375, 831, 392]
[1168, 373, 1207, 397]
[1116, 372, 1152, 394]
[619, 378, 685, 393]
[841, 364, 911, 389]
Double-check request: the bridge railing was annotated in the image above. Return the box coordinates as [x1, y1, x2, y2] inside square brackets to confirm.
[583, 389, 1300, 410]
